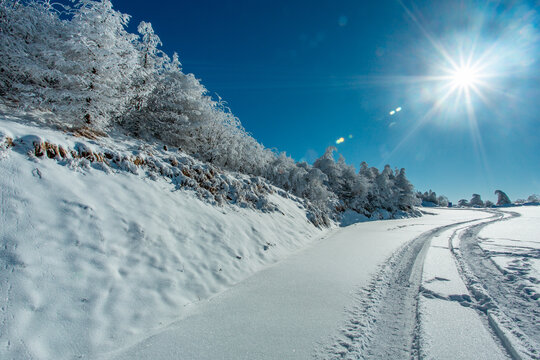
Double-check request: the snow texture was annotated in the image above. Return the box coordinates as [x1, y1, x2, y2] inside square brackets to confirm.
[419, 220, 510, 360]
[0, 117, 322, 359]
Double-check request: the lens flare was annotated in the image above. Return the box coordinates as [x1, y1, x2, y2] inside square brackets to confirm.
[336, 137, 345, 144]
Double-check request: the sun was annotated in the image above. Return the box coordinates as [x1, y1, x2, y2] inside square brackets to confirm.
[450, 65, 479, 89]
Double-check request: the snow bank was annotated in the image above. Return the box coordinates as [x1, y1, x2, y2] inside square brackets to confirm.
[0, 116, 323, 359]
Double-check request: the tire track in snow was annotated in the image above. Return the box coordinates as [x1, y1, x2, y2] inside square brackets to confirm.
[452, 210, 540, 359]
[316, 213, 497, 360]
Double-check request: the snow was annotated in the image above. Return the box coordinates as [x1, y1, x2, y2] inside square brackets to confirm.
[419, 219, 510, 360]
[478, 207, 540, 297]
[109, 209, 492, 360]
[0, 117, 323, 359]
[2, 116, 539, 359]
[422, 229, 471, 297]
[420, 298, 507, 360]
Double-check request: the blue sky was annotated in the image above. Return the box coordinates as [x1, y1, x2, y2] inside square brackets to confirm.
[112, 0, 539, 203]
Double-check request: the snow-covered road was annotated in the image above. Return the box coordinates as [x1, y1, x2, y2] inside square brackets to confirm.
[105, 208, 538, 360]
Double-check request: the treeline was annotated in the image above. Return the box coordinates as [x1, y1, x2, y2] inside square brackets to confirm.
[416, 190, 449, 207]
[457, 191, 540, 208]
[0, 0, 418, 221]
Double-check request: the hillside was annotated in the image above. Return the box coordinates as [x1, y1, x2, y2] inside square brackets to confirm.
[0, 115, 328, 358]
[0, 0, 419, 224]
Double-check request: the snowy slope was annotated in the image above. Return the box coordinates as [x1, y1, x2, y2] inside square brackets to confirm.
[108, 208, 494, 360]
[0, 116, 324, 360]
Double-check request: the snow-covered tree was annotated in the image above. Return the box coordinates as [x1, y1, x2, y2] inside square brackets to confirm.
[470, 194, 484, 207]
[0, 1, 71, 110]
[417, 190, 439, 206]
[395, 168, 417, 210]
[66, 0, 138, 128]
[458, 199, 469, 207]
[0, 0, 138, 129]
[495, 190, 511, 206]
[0, 0, 421, 223]
[374, 165, 394, 211]
[485, 200, 494, 207]
[527, 194, 539, 204]
[128, 21, 165, 113]
[437, 195, 449, 207]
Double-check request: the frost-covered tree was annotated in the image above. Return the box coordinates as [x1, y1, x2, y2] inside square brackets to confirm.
[417, 190, 439, 205]
[265, 153, 335, 208]
[359, 162, 378, 211]
[0, 1, 71, 109]
[458, 199, 469, 207]
[395, 168, 417, 210]
[0, 0, 138, 129]
[66, 0, 138, 128]
[485, 200, 494, 207]
[470, 194, 484, 207]
[437, 195, 449, 207]
[128, 21, 165, 112]
[375, 165, 396, 211]
[527, 194, 540, 204]
[0, 0, 421, 223]
[495, 190, 511, 206]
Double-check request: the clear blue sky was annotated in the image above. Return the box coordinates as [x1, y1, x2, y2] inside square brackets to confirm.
[111, 0, 539, 203]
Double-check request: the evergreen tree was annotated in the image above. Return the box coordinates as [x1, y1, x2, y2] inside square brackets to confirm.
[470, 194, 484, 207]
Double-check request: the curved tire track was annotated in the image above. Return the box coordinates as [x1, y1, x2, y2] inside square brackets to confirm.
[317, 212, 499, 359]
[452, 210, 540, 359]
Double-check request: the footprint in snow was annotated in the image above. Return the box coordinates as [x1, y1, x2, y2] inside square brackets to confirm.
[32, 168, 42, 179]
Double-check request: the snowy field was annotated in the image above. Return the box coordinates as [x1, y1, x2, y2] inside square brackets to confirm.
[1, 117, 539, 359]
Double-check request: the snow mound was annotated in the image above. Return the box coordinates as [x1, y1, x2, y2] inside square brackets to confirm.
[0, 116, 324, 359]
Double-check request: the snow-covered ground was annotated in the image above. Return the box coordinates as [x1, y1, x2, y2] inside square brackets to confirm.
[1, 117, 538, 360]
[0, 117, 324, 359]
[419, 215, 509, 360]
[479, 207, 540, 300]
[108, 208, 493, 360]
[418, 207, 540, 360]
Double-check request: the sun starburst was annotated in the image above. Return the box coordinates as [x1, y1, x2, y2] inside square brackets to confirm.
[450, 65, 479, 89]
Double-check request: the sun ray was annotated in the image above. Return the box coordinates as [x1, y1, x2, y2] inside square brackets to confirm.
[382, 84, 457, 164]
[397, 0, 459, 70]
[463, 87, 493, 186]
